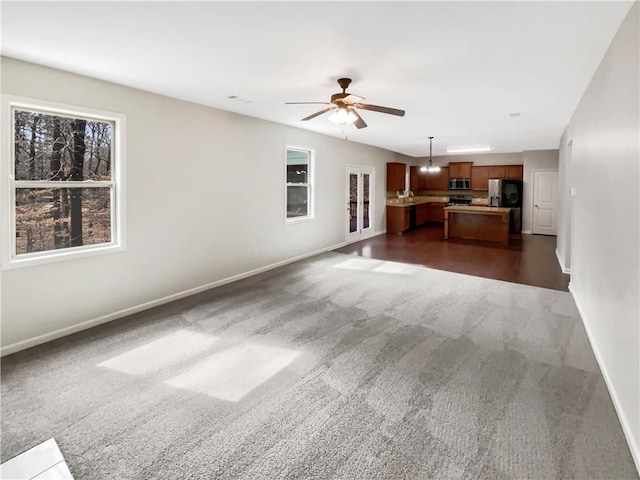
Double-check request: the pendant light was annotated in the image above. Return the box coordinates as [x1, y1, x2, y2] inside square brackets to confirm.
[421, 136, 440, 173]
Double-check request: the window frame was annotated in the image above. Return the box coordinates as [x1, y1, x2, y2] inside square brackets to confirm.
[1, 95, 127, 270]
[284, 144, 314, 224]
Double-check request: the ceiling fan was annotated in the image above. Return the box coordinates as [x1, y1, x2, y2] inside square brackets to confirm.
[285, 78, 405, 129]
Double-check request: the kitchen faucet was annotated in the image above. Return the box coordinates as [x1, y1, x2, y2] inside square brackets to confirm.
[406, 190, 415, 197]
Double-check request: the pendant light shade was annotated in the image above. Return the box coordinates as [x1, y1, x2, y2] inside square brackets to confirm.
[423, 136, 440, 173]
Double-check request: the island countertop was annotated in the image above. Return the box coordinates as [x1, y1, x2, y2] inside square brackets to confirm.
[386, 196, 449, 207]
[443, 205, 511, 214]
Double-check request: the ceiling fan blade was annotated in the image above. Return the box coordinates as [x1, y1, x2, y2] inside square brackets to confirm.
[301, 106, 336, 121]
[342, 94, 365, 104]
[286, 101, 331, 105]
[354, 103, 405, 117]
[351, 109, 367, 129]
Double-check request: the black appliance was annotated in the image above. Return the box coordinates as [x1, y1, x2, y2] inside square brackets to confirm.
[501, 179, 523, 234]
[409, 205, 417, 229]
[449, 178, 470, 190]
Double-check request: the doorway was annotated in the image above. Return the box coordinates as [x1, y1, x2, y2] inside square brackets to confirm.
[532, 169, 559, 235]
[346, 166, 374, 243]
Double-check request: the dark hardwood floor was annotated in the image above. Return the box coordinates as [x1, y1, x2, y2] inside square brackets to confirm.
[333, 224, 569, 292]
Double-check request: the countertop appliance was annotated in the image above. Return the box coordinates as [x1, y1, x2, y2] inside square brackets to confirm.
[449, 178, 470, 190]
[489, 179, 523, 233]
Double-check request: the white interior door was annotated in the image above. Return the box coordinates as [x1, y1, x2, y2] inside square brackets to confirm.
[533, 170, 558, 235]
[346, 166, 374, 243]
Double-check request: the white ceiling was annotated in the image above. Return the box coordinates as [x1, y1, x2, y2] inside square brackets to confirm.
[1, 1, 633, 157]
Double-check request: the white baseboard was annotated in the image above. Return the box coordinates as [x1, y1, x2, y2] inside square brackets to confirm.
[555, 248, 571, 274]
[342, 229, 386, 246]
[521, 229, 533, 234]
[568, 283, 640, 475]
[0, 242, 347, 357]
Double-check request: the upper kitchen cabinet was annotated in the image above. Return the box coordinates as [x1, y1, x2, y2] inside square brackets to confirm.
[471, 166, 490, 191]
[488, 165, 523, 180]
[448, 162, 472, 179]
[409, 166, 428, 192]
[425, 166, 449, 191]
[505, 165, 523, 179]
[489, 165, 506, 179]
[409, 166, 418, 192]
[387, 162, 406, 191]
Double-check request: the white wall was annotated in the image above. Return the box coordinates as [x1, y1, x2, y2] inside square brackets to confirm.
[0, 57, 407, 352]
[558, 2, 639, 470]
[522, 150, 559, 233]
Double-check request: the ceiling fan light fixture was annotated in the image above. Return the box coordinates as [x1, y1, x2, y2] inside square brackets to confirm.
[329, 106, 357, 125]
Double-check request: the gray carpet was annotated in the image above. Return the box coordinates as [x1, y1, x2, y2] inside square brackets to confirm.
[1, 252, 637, 479]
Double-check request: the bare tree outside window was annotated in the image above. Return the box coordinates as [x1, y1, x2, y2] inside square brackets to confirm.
[13, 109, 114, 255]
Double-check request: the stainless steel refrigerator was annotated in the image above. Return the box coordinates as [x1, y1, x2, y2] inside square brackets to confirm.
[488, 179, 501, 207]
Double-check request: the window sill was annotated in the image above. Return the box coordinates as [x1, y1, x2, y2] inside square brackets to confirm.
[1, 242, 126, 270]
[285, 215, 314, 225]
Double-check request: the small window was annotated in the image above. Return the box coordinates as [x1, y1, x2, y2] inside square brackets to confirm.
[1, 96, 126, 269]
[285, 146, 313, 222]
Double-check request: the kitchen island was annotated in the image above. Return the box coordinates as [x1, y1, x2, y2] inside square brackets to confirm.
[444, 206, 511, 245]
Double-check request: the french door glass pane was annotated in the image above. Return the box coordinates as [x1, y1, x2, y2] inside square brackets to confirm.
[349, 173, 358, 233]
[362, 173, 370, 229]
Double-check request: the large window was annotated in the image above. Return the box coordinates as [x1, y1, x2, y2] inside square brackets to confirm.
[1, 96, 126, 268]
[285, 146, 313, 222]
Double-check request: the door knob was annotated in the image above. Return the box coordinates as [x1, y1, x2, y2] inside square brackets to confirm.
[534, 204, 539, 208]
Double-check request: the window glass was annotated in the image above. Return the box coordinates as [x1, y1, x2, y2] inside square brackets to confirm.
[14, 111, 112, 181]
[286, 147, 313, 221]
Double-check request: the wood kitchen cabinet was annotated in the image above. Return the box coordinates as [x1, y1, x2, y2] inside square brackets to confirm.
[386, 206, 410, 234]
[429, 203, 446, 223]
[448, 162, 472, 179]
[387, 162, 406, 191]
[416, 203, 430, 225]
[488, 165, 523, 180]
[489, 166, 506, 179]
[505, 165, 523, 179]
[409, 166, 427, 192]
[471, 166, 490, 191]
[424, 167, 449, 191]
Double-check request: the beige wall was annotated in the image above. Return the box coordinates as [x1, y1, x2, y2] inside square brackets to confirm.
[558, 2, 639, 470]
[0, 57, 406, 352]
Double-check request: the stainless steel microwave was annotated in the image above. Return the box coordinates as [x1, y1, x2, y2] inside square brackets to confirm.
[449, 178, 470, 190]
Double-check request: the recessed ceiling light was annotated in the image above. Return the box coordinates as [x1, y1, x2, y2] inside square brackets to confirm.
[446, 146, 492, 154]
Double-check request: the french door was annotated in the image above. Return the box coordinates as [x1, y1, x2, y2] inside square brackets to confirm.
[346, 166, 374, 243]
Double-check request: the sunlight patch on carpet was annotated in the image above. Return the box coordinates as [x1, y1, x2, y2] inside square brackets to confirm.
[334, 258, 418, 275]
[165, 343, 300, 402]
[97, 329, 219, 375]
